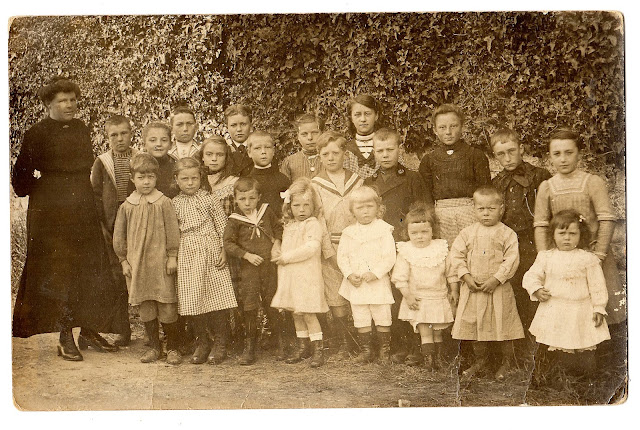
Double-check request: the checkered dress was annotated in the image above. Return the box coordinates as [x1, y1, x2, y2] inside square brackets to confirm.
[172, 189, 238, 315]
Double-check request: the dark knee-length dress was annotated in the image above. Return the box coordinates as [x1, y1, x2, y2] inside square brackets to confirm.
[12, 117, 121, 337]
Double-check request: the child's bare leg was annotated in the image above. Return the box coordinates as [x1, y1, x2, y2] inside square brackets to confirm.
[304, 313, 324, 368]
[286, 313, 311, 364]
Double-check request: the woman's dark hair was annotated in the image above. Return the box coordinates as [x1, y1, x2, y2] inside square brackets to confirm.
[346, 94, 380, 135]
[548, 127, 584, 151]
[38, 77, 81, 105]
[197, 136, 235, 192]
[549, 209, 592, 250]
[400, 202, 439, 241]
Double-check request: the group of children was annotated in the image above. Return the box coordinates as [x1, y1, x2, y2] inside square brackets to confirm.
[88, 98, 625, 383]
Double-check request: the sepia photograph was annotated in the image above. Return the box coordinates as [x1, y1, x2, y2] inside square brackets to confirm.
[6, 1, 630, 417]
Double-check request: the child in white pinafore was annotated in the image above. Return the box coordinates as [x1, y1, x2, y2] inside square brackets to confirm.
[392, 203, 457, 370]
[523, 209, 609, 374]
[271, 178, 329, 368]
[337, 186, 396, 364]
[172, 157, 237, 365]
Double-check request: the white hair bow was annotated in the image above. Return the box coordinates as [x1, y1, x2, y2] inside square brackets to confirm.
[281, 189, 291, 204]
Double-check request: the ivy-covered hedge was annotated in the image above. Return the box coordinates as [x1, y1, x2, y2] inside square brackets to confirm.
[9, 12, 624, 165]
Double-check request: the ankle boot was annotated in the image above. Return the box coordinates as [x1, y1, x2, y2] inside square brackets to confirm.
[495, 341, 514, 380]
[421, 343, 436, 371]
[354, 332, 374, 364]
[190, 315, 211, 364]
[58, 328, 83, 362]
[378, 331, 392, 364]
[140, 319, 162, 363]
[208, 311, 230, 365]
[462, 341, 489, 378]
[78, 327, 119, 353]
[405, 333, 423, 367]
[162, 321, 183, 365]
[286, 337, 311, 364]
[310, 339, 324, 368]
[239, 337, 256, 365]
[334, 316, 351, 359]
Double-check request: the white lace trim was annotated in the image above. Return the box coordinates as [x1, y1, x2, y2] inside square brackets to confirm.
[396, 239, 449, 268]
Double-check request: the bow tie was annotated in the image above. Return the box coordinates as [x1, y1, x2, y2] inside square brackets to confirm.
[504, 165, 530, 188]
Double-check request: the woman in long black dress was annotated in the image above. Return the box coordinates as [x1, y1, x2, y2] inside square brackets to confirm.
[12, 77, 120, 361]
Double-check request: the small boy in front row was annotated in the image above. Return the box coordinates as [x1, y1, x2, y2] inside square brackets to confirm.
[223, 177, 283, 365]
[365, 127, 432, 366]
[448, 185, 524, 380]
[113, 153, 182, 365]
[490, 128, 550, 330]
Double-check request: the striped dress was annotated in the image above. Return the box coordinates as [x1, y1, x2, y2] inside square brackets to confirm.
[172, 189, 237, 315]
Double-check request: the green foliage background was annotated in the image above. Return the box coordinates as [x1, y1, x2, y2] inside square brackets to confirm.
[9, 12, 625, 164]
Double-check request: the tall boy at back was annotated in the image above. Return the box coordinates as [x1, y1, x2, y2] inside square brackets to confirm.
[168, 106, 200, 161]
[90, 114, 138, 346]
[225, 104, 254, 177]
[364, 127, 432, 365]
[490, 128, 550, 329]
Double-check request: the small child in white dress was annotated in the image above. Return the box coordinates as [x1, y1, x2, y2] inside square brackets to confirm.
[337, 186, 396, 364]
[523, 209, 609, 374]
[392, 203, 457, 370]
[271, 178, 329, 368]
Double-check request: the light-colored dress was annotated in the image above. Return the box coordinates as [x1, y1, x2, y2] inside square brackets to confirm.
[172, 189, 237, 315]
[311, 170, 363, 306]
[392, 240, 454, 331]
[271, 217, 328, 313]
[113, 189, 180, 305]
[448, 222, 524, 341]
[337, 219, 396, 305]
[523, 248, 610, 351]
[534, 169, 625, 324]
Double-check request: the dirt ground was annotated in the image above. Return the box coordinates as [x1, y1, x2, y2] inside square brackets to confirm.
[11, 324, 627, 411]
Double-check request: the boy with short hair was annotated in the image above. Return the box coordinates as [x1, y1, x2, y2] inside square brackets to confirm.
[280, 114, 324, 181]
[418, 104, 491, 246]
[224, 104, 254, 177]
[246, 130, 291, 219]
[90, 114, 138, 346]
[142, 121, 178, 198]
[364, 127, 432, 365]
[223, 177, 283, 365]
[491, 128, 551, 329]
[448, 185, 524, 380]
[168, 105, 200, 160]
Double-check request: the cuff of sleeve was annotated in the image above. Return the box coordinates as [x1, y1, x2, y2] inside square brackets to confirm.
[494, 274, 507, 285]
[395, 283, 409, 291]
[593, 251, 607, 259]
[596, 215, 618, 222]
[118, 257, 127, 263]
[533, 221, 549, 228]
[447, 276, 460, 284]
[167, 251, 178, 258]
[593, 306, 608, 315]
[457, 268, 470, 279]
[529, 289, 541, 302]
